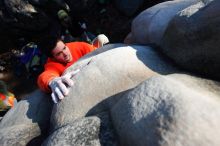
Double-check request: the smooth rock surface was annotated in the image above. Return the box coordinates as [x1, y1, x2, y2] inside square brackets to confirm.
[50, 44, 180, 130]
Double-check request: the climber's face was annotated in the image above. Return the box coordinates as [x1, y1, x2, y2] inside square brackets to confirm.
[51, 40, 72, 64]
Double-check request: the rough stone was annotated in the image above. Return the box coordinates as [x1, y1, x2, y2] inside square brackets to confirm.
[0, 124, 40, 146]
[95, 112, 119, 146]
[160, 0, 220, 80]
[111, 74, 220, 146]
[42, 117, 101, 146]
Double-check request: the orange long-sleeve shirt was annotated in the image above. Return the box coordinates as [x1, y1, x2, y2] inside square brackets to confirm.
[37, 42, 96, 92]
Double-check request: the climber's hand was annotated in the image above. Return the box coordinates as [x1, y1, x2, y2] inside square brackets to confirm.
[92, 34, 109, 48]
[49, 69, 80, 103]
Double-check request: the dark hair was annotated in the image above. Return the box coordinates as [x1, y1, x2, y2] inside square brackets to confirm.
[37, 36, 60, 57]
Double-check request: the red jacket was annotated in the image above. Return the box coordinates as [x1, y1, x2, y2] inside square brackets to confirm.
[38, 42, 96, 92]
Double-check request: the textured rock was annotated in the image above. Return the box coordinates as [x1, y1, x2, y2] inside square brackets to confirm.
[0, 90, 53, 146]
[0, 124, 40, 146]
[96, 112, 119, 146]
[111, 74, 220, 146]
[42, 117, 101, 146]
[50, 44, 180, 130]
[125, 0, 198, 45]
[160, 0, 220, 80]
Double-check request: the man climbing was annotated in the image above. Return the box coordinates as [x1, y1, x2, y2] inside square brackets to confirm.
[37, 35, 109, 103]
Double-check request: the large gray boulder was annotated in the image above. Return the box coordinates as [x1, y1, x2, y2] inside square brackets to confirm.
[0, 90, 53, 146]
[111, 74, 220, 146]
[160, 0, 220, 80]
[124, 0, 199, 45]
[50, 44, 180, 131]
